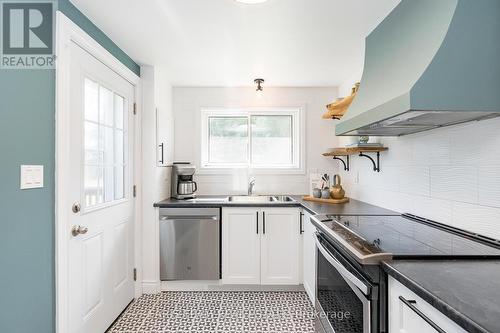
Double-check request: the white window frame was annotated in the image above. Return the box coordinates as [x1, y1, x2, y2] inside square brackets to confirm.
[200, 107, 305, 174]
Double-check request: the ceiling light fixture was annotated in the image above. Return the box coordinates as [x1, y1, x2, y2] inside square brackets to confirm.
[254, 78, 264, 92]
[235, 0, 268, 4]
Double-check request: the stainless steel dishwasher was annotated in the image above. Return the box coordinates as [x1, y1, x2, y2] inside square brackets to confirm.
[159, 207, 220, 280]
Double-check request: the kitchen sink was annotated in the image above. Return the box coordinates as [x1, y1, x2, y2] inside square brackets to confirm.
[186, 197, 229, 203]
[228, 195, 275, 203]
[228, 195, 295, 203]
[272, 195, 295, 202]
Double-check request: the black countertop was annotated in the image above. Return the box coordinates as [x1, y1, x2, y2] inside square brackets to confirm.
[154, 195, 398, 216]
[154, 196, 500, 332]
[383, 260, 500, 333]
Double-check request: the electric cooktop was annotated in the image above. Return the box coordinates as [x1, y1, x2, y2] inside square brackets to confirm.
[311, 213, 500, 264]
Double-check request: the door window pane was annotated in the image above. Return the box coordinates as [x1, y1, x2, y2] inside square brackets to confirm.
[84, 122, 99, 151]
[115, 130, 124, 164]
[103, 166, 115, 202]
[84, 166, 103, 206]
[208, 117, 248, 164]
[84, 78, 128, 208]
[99, 86, 114, 127]
[84, 79, 99, 122]
[114, 166, 125, 200]
[251, 115, 292, 165]
[101, 126, 114, 166]
[115, 94, 124, 130]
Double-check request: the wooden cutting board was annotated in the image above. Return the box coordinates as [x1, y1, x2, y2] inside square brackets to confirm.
[302, 196, 349, 204]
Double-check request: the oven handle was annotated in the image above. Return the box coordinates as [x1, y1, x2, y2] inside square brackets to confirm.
[314, 232, 369, 296]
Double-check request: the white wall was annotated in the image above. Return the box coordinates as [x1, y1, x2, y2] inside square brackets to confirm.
[173, 87, 339, 195]
[338, 69, 363, 97]
[141, 66, 173, 293]
[339, 117, 500, 240]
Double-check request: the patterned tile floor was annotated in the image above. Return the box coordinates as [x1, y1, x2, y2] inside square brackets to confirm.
[107, 291, 315, 333]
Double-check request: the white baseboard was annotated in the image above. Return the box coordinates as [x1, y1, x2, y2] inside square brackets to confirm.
[303, 283, 315, 306]
[142, 280, 161, 294]
[161, 280, 305, 292]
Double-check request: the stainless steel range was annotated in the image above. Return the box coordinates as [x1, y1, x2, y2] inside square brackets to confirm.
[310, 213, 500, 333]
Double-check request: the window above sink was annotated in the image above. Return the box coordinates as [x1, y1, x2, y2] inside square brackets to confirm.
[200, 108, 305, 174]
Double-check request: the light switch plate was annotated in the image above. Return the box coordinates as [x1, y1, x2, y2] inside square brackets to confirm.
[20, 165, 44, 189]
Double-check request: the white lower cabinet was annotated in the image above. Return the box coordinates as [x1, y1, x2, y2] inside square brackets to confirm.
[388, 276, 467, 333]
[222, 208, 261, 284]
[222, 207, 301, 285]
[261, 208, 301, 284]
[301, 210, 316, 304]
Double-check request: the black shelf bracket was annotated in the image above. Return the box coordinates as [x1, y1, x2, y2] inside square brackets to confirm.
[332, 155, 350, 171]
[359, 152, 381, 172]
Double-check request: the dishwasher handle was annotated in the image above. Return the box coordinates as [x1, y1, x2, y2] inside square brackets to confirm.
[160, 215, 219, 221]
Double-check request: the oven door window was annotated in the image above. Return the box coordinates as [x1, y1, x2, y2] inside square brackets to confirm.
[317, 242, 371, 332]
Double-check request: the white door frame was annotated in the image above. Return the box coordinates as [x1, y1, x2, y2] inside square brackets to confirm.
[55, 11, 142, 333]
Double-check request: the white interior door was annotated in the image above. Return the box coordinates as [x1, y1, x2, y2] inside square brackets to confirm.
[67, 42, 135, 333]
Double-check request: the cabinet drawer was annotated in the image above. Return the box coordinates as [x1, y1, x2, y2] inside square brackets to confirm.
[388, 276, 467, 333]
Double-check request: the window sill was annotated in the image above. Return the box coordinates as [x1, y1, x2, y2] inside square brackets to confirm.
[198, 166, 306, 176]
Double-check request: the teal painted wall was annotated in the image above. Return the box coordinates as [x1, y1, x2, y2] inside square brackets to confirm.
[0, 1, 139, 332]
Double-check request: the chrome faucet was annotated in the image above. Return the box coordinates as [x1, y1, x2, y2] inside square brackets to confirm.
[248, 178, 256, 196]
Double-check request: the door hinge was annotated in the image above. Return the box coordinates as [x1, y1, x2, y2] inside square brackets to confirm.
[133, 185, 137, 197]
[133, 102, 137, 115]
[133, 268, 137, 281]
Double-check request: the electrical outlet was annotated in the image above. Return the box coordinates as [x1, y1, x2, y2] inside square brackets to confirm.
[354, 171, 360, 184]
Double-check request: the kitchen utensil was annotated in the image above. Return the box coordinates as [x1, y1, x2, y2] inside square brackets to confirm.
[330, 174, 346, 199]
[321, 188, 331, 199]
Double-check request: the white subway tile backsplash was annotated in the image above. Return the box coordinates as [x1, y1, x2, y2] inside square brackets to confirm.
[452, 202, 500, 240]
[449, 123, 483, 166]
[379, 138, 412, 166]
[412, 132, 451, 166]
[410, 196, 453, 225]
[346, 118, 500, 241]
[374, 166, 400, 192]
[378, 191, 414, 213]
[478, 166, 500, 208]
[477, 119, 500, 166]
[430, 166, 478, 204]
[399, 166, 430, 196]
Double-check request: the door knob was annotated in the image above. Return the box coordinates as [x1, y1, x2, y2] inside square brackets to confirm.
[72, 202, 81, 213]
[71, 225, 88, 236]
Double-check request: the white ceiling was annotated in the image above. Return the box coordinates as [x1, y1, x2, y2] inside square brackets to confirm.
[69, 0, 400, 87]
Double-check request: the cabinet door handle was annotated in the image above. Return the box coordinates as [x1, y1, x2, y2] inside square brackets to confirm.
[263, 211, 266, 234]
[159, 143, 164, 164]
[299, 212, 304, 234]
[398, 296, 446, 333]
[256, 211, 259, 234]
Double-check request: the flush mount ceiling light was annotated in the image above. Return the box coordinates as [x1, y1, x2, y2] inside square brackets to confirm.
[254, 78, 265, 92]
[235, 0, 268, 4]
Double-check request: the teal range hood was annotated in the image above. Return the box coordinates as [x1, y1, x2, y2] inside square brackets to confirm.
[336, 0, 500, 136]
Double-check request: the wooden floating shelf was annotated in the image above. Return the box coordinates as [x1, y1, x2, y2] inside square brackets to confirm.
[323, 147, 388, 172]
[322, 83, 360, 120]
[322, 147, 389, 157]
